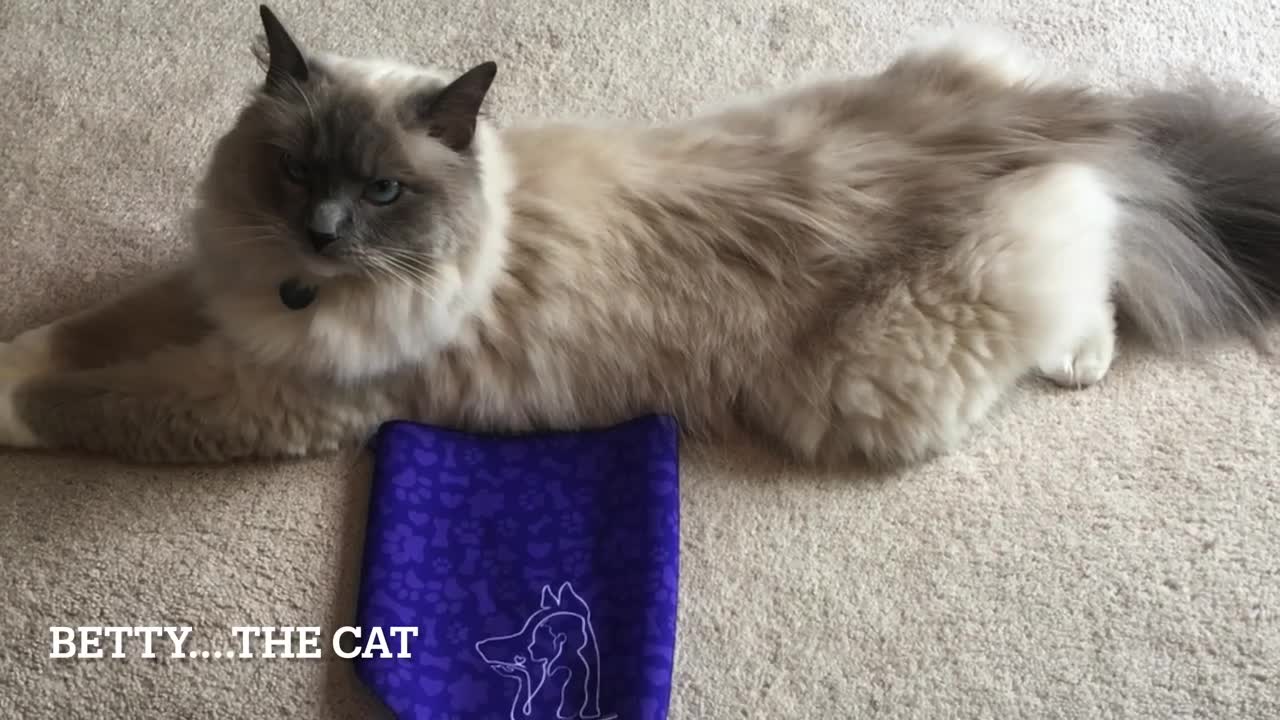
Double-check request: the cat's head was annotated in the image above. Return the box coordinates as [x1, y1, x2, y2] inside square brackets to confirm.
[194, 5, 506, 294]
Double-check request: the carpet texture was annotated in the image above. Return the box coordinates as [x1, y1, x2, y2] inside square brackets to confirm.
[1, 1, 1278, 718]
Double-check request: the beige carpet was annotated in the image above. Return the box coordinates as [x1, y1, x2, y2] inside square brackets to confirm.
[2, 0, 1279, 717]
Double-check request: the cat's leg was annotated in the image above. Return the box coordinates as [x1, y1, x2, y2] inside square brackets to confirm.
[0, 265, 217, 452]
[0, 343, 387, 462]
[783, 162, 1120, 465]
[0, 266, 211, 376]
[1003, 164, 1120, 390]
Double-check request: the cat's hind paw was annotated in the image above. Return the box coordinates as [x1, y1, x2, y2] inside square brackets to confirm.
[1037, 322, 1115, 389]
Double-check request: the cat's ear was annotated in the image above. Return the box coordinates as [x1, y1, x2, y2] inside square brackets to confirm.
[258, 5, 309, 90]
[414, 62, 498, 152]
[558, 582, 589, 614]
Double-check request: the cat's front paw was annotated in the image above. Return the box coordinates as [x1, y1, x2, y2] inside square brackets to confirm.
[0, 327, 56, 376]
[0, 341, 20, 371]
[0, 368, 39, 448]
[0, 336, 49, 448]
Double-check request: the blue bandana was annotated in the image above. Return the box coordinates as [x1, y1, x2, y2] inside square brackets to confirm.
[354, 416, 681, 720]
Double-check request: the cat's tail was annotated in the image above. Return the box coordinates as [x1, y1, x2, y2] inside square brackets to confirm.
[1111, 84, 1280, 351]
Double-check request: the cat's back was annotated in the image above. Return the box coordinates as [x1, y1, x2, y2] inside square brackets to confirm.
[493, 61, 1134, 288]
[702, 60, 1130, 180]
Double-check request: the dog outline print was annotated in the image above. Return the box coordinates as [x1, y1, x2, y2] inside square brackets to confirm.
[475, 581, 612, 720]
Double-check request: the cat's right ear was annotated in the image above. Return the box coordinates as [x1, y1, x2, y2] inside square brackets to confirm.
[258, 5, 309, 91]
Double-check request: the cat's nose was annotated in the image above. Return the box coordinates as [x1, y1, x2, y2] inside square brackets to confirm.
[308, 229, 338, 253]
[307, 200, 349, 254]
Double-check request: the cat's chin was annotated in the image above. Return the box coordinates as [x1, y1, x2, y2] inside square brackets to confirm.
[298, 254, 352, 281]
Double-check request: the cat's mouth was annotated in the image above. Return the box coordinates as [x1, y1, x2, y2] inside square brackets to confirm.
[298, 251, 349, 280]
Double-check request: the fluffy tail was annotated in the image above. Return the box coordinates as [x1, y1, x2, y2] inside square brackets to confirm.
[1113, 84, 1280, 350]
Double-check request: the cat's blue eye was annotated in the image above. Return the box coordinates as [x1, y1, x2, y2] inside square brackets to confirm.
[280, 152, 307, 183]
[364, 179, 402, 205]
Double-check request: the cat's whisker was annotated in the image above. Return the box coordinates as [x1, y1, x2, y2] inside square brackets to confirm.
[216, 235, 286, 249]
[353, 238, 442, 295]
[380, 260, 441, 290]
[380, 259, 438, 284]
[356, 254, 418, 290]
[208, 223, 281, 232]
[379, 251, 441, 280]
[213, 230, 283, 240]
[364, 255, 440, 299]
[374, 261, 437, 298]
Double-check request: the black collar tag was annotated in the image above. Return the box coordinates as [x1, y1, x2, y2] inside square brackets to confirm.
[278, 277, 317, 311]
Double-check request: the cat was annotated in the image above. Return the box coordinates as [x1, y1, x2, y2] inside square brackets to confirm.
[1, 5, 1278, 467]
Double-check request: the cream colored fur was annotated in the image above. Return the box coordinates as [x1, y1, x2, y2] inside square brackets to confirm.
[906, 25, 1046, 87]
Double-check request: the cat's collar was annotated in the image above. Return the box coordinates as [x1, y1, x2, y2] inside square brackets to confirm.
[278, 277, 318, 311]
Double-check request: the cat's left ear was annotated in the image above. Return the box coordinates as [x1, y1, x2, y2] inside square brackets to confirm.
[413, 62, 498, 152]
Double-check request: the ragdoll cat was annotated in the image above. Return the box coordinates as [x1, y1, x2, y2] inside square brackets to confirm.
[1, 5, 1277, 466]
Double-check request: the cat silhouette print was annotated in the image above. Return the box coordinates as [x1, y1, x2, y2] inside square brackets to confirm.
[475, 582, 614, 720]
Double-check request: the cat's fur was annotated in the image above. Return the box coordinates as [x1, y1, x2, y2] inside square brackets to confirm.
[2, 7, 1278, 465]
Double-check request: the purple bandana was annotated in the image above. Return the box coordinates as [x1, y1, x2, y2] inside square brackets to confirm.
[353, 416, 681, 720]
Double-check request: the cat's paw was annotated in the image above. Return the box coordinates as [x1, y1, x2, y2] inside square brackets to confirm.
[0, 326, 55, 376]
[0, 369, 38, 448]
[0, 342, 23, 375]
[1038, 324, 1115, 389]
[0, 335, 47, 449]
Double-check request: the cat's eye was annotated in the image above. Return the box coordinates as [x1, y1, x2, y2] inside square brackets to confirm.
[364, 179, 402, 205]
[280, 152, 307, 183]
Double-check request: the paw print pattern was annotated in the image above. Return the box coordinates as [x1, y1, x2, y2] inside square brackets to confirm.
[423, 578, 467, 616]
[462, 446, 486, 467]
[496, 517, 520, 539]
[392, 470, 431, 505]
[355, 415, 681, 719]
[561, 548, 591, 578]
[518, 489, 545, 512]
[386, 523, 427, 564]
[454, 519, 482, 546]
[444, 622, 469, 645]
[412, 448, 440, 469]
[387, 570, 425, 603]
[468, 490, 505, 518]
[560, 512, 586, 537]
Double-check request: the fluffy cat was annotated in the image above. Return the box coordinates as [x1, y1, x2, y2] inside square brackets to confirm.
[1, 6, 1277, 466]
